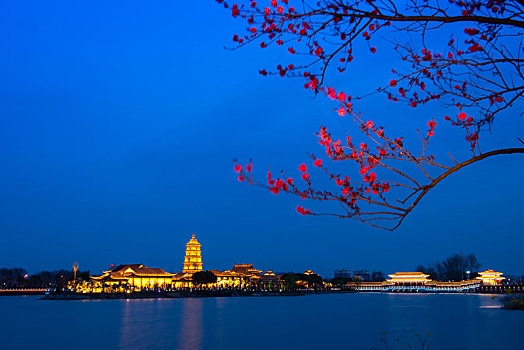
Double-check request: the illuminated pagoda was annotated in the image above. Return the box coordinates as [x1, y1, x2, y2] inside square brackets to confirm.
[182, 233, 203, 274]
[387, 272, 431, 286]
[476, 269, 505, 285]
[91, 264, 175, 290]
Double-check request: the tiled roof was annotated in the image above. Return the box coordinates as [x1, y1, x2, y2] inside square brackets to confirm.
[229, 263, 262, 275]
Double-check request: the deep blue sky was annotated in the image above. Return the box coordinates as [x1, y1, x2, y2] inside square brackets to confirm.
[1, 1, 523, 277]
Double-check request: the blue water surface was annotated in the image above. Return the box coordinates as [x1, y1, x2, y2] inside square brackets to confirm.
[0, 293, 522, 349]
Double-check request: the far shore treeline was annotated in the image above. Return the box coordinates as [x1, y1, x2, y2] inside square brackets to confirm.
[4, 252, 519, 290]
[0, 268, 90, 289]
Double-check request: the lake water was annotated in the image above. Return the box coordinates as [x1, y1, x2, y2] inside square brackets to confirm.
[0, 293, 522, 349]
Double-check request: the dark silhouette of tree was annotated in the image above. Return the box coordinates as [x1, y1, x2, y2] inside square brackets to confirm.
[192, 271, 218, 286]
[0, 268, 27, 287]
[280, 272, 323, 289]
[416, 265, 439, 281]
[417, 252, 481, 281]
[330, 276, 353, 286]
[221, 0, 524, 230]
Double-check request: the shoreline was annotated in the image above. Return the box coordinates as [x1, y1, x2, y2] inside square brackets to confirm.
[40, 289, 353, 300]
[37, 289, 522, 300]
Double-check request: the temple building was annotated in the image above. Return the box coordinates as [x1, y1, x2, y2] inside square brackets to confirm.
[476, 269, 505, 285]
[182, 233, 203, 274]
[228, 263, 262, 275]
[387, 272, 431, 286]
[91, 264, 175, 291]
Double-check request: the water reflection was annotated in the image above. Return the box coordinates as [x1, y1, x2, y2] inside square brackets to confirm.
[118, 299, 161, 349]
[177, 298, 203, 350]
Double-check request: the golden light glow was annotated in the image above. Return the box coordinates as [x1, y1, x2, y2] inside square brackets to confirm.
[182, 233, 203, 274]
[387, 272, 431, 284]
[476, 269, 505, 285]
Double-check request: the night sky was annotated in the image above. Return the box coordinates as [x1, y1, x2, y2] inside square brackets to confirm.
[1, 1, 523, 277]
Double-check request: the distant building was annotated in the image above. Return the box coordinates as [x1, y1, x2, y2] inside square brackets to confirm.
[371, 271, 386, 282]
[476, 269, 505, 285]
[346, 271, 484, 292]
[334, 269, 351, 279]
[353, 270, 371, 281]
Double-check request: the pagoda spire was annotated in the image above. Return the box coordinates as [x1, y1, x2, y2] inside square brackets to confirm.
[182, 233, 203, 274]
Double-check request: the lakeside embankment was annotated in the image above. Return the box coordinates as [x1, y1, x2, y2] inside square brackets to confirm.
[40, 289, 355, 300]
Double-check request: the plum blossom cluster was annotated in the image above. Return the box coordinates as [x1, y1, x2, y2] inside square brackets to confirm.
[222, 0, 524, 230]
[218, 0, 523, 154]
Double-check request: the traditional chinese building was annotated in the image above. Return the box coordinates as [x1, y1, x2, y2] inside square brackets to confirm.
[476, 269, 506, 285]
[182, 233, 203, 274]
[346, 271, 483, 292]
[228, 263, 262, 275]
[91, 264, 175, 290]
[207, 270, 248, 288]
[387, 272, 431, 286]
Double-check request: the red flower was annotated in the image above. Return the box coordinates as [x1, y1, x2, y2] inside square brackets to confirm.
[314, 159, 322, 167]
[337, 92, 346, 101]
[370, 47, 376, 53]
[366, 120, 373, 128]
[296, 206, 311, 215]
[360, 143, 367, 150]
[389, 79, 397, 87]
[288, 47, 296, 54]
[464, 28, 480, 36]
[271, 0, 277, 7]
[342, 188, 350, 195]
[301, 173, 310, 181]
[314, 47, 323, 56]
[286, 178, 293, 185]
[337, 107, 346, 116]
[298, 163, 307, 172]
[232, 4, 240, 17]
[468, 43, 483, 52]
[234, 164, 242, 173]
[277, 6, 283, 13]
[246, 164, 253, 172]
[458, 112, 467, 120]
